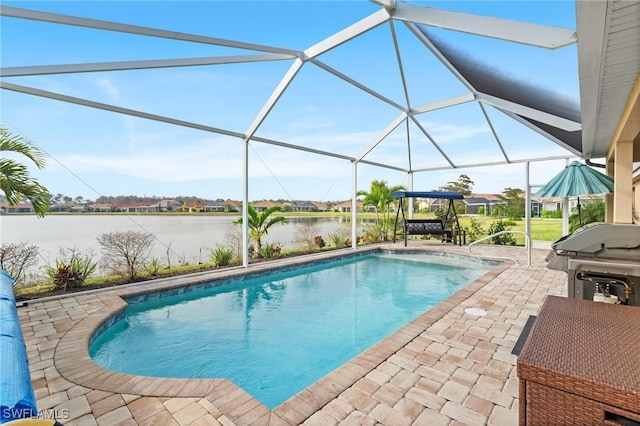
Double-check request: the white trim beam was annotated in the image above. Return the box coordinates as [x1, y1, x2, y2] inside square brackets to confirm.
[0, 5, 299, 56]
[0, 82, 244, 138]
[478, 102, 510, 163]
[244, 58, 304, 140]
[411, 93, 475, 115]
[389, 21, 412, 109]
[0, 54, 295, 77]
[409, 116, 456, 168]
[0, 82, 409, 173]
[359, 159, 407, 173]
[355, 113, 406, 161]
[250, 136, 354, 162]
[477, 92, 582, 132]
[304, 9, 390, 59]
[309, 59, 405, 111]
[392, 3, 577, 49]
[411, 155, 576, 173]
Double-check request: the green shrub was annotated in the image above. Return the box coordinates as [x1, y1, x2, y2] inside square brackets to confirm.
[211, 246, 234, 267]
[487, 220, 516, 245]
[542, 209, 563, 219]
[464, 217, 485, 243]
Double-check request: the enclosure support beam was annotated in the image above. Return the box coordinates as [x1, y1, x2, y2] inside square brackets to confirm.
[524, 162, 531, 252]
[242, 139, 249, 268]
[351, 161, 358, 249]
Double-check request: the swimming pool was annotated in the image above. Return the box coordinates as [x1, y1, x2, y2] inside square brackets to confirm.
[89, 251, 494, 408]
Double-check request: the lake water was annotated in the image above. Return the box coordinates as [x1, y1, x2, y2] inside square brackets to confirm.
[0, 215, 364, 278]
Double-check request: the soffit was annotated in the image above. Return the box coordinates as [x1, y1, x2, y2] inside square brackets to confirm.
[577, 0, 640, 159]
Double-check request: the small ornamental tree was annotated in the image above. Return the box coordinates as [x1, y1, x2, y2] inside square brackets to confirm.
[0, 242, 39, 284]
[97, 230, 155, 281]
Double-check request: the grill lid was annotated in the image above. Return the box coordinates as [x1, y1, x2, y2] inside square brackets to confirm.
[552, 223, 640, 254]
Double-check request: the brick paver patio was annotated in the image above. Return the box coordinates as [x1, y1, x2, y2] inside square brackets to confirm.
[17, 242, 567, 425]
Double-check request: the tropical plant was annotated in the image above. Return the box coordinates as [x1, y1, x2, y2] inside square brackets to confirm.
[357, 180, 405, 240]
[258, 242, 282, 259]
[144, 257, 162, 276]
[45, 248, 97, 290]
[234, 205, 287, 251]
[569, 199, 605, 233]
[211, 246, 234, 267]
[0, 127, 51, 217]
[329, 228, 351, 248]
[97, 230, 155, 281]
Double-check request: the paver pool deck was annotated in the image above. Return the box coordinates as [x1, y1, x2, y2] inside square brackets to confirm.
[18, 242, 567, 425]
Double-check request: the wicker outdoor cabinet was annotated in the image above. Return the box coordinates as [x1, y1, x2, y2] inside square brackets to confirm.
[517, 296, 640, 425]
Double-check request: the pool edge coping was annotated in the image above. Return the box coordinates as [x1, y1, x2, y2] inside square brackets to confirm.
[52, 245, 509, 425]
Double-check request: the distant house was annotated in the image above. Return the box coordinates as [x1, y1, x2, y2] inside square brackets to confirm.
[463, 194, 505, 215]
[204, 203, 226, 212]
[49, 202, 78, 213]
[205, 199, 241, 212]
[152, 199, 182, 212]
[291, 200, 328, 212]
[177, 202, 206, 213]
[334, 200, 364, 213]
[0, 202, 34, 214]
[251, 200, 283, 212]
[534, 196, 598, 213]
[114, 202, 151, 213]
[89, 203, 113, 212]
[224, 200, 241, 212]
[421, 197, 449, 212]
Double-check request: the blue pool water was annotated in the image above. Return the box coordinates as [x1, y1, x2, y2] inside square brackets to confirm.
[90, 252, 492, 408]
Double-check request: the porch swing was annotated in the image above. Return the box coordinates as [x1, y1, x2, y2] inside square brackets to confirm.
[391, 191, 465, 246]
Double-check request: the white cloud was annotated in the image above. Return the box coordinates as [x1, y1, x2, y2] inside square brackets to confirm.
[422, 122, 490, 144]
[95, 77, 120, 100]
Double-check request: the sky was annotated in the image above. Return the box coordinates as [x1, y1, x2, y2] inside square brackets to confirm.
[0, 0, 582, 203]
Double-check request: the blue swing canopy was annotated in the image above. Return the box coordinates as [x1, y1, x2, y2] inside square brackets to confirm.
[392, 191, 464, 200]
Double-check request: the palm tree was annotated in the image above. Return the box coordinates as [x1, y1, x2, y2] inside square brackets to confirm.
[358, 180, 405, 240]
[358, 180, 405, 224]
[0, 128, 50, 217]
[234, 204, 288, 251]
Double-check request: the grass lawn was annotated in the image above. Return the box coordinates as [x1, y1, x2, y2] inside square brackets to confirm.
[458, 215, 563, 244]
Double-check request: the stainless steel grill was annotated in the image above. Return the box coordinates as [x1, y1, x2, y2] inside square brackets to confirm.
[546, 223, 640, 306]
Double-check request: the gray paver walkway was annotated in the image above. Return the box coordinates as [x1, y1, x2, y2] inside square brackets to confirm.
[17, 242, 566, 425]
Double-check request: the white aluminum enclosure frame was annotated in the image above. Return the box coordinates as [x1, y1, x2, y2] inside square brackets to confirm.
[0, 2, 583, 265]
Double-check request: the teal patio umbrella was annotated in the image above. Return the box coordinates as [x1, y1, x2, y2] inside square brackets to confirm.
[535, 161, 614, 226]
